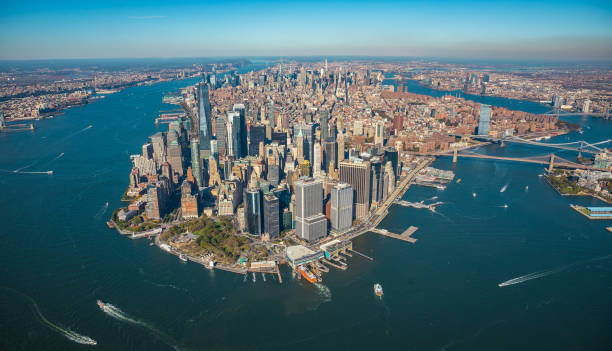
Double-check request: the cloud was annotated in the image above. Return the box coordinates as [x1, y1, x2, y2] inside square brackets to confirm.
[128, 15, 165, 20]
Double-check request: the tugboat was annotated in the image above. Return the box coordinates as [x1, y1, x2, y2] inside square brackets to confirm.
[374, 283, 383, 297]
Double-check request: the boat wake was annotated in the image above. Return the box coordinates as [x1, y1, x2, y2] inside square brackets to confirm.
[98, 300, 182, 350]
[261, 273, 266, 282]
[62, 125, 93, 142]
[94, 202, 109, 219]
[0, 287, 96, 345]
[499, 254, 612, 287]
[252, 272, 256, 283]
[314, 283, 332, 303]
[500, 183, 508, 193]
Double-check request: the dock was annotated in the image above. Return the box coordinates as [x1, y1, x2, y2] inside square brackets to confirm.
[370, 226, 419, 243]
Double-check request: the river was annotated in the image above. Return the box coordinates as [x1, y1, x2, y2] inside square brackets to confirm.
[0, 76, 611, 350]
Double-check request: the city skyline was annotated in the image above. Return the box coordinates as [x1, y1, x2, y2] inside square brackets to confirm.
[1, 0, 611, 60]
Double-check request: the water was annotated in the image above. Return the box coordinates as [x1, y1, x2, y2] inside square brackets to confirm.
[1, 77, 612, 350]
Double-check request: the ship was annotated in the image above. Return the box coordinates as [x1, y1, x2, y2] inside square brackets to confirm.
[96, 300, 106, 310]
[374, 283, 383, 297]
[296, 265, 318, 284]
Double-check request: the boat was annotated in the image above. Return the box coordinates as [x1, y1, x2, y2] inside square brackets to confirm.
[456, 178, 462, 183]
[106, 221, 115, 229]
[296, 265, 318, 284]
[96, 300, 106, 310]
[374, 283, 383, 297]
[179, 254, 188, 262]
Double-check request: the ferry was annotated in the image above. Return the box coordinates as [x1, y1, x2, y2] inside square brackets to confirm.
[374, 283, 383, 297]
[296, 265, 318, 284]
[179, 254, 188, 263]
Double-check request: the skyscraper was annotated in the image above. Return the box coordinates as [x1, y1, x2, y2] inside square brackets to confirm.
[295, 178, 327, 242]
[339, 159, 371, 218]
[263, 194, 280, 239]
[233, 104, 248, 158]
[245, 188, 263, 235]
[198, 81, 213, 158]
[320, 109, 329, 141]
[293, 124, 314, 161]
[215, 116, 227, 157]
[323, 139, 337, 173]
[383, 146, 399, 180]
[330, 183, 353, 231]
[249, 125, 266, 156]
[375, 120, 384, 146]
[478, 104, 490, 136]
[313, 142, 322, 176]
[190, 139, 202, 188]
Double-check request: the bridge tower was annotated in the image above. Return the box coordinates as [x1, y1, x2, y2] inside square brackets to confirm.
[548, 154, 555, 172]
[452, 148, 458, 163]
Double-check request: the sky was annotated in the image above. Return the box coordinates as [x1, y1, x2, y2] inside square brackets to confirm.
[1, 0, 611, 61]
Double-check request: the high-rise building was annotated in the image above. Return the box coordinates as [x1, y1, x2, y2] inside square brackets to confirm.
[339, 159, 371, 218]
[245, 188, 263, 235]
[215, 116, 227, 157]
[180, 180, 199, 219]
[198, 81, 213, 158]
[330, 183, 353, 231]
[263, 194, 280, 239]
[233, 104, 248, 158]
[383, 146, 399, 180]
[249, 125, 266, 156]
[323, 139, 337, 173]
[294, 178, 327, 242]
[478, 104, 490, 136]
[337, 130, 345, 163]
[293, 124, 314, 161]
[375, 120, 384, 146]
[167, 140, 184, 176]
[370, 156, 384, 204]
[190, 139, 203, 188]
[320, 109, 329, 141]
[313, 142, 322, 176]
[268, 101, 275, 128]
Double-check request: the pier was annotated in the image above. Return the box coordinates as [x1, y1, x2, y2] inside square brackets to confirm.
[370, 226, 419, 243]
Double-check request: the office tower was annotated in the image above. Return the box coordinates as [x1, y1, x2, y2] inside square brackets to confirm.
[233, 104, 248, 158]
[249, 125, 266, 156]
[167, 140, 184, 176]
[180, 180, 199, 219]
[296, 130, 304, 162]
[282, 208, 292, 231]
[215, 116, 227, 157]
[295, 178, 327, 242]
[263, 194, 280, 238]
[383, 146, 399, 180]
[330, 183, 353, 231]
[313, 142, 322, 176]
[190, 140, 203, 188]
[370, 156, 384, 204]
[245, 188, 263, 235]
[328, 123, 337, 142]
[375, 120, 384, 146]
[323, 139, 337, 173]
[478, 104, 490, 136]
[339, 159, 371, 218]
[268, 164, 280, 186]
[150, 132, 166, 165]
[268, 101, 275, 128]
[320, 109, 329, 141]
[227, 111, 246, 158]
[142, 143, 153, 159]
[145, 181, 169, 220]
[382, 161, 395, 201]
[293, 124, 314, 161]
[198, 81, 213, 158]
[337, 130, 345, 163]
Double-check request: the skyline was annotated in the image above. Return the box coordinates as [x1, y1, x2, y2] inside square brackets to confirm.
[1, 0, 611, 61]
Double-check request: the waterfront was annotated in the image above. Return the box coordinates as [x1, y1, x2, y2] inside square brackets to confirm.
[1, 77, 612, 351]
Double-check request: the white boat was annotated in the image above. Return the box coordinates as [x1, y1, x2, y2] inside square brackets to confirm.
[374, 283, 383, 297]
[179, 254, 188, 262]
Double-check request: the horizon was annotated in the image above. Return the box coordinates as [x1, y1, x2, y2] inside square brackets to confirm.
[1, 0, 611, 61]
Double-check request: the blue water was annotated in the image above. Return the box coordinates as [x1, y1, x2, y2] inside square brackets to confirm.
[1, 76, 611, 350]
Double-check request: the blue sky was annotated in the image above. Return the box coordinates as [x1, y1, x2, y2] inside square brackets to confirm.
[1, 0, 611, 60]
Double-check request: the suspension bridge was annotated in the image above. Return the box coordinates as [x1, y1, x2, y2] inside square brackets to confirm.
[439, 149, 609, 172]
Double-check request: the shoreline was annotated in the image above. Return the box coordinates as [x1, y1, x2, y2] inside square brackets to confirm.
[544, 174, 612, 205]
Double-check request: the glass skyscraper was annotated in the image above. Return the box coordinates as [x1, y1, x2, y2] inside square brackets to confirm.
[478, 104, 490, 136]
[198, 81, 213, 157]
